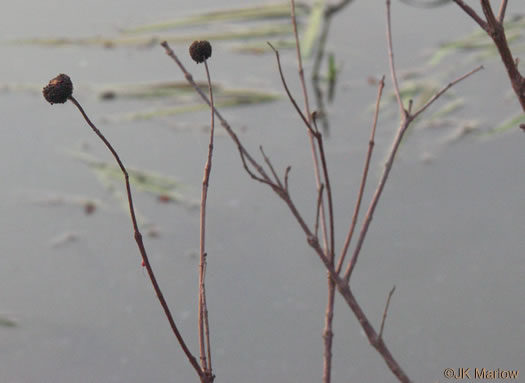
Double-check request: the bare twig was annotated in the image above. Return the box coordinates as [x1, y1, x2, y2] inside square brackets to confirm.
[203, 260, 212, 375]
[288, 1, 330, 256]
[161, 41, 273, 183]
[451, 0, 488, 31]
[260, 146, 284, 189]
[343, 2, 482, 283]
[162, 38, 414, 383]
[284, 166, 292, 193]
[497, 0, 508, 23]
[267, 42, 314, 133]
[291, 3, 337, 378]
[197, 58, 215, 377]
[386, 0, 406, 118]
[290, 0, 313, 121]
[379, 286, 396, 339]
[67, 96, 204, 381]
[481, 0, 499, 30]
[335, 283, 412, 383]
[323, 278, 335, 383]
[268, 38, 332, 257]
[453, 0, 525, 112]
[312, 118, 335, 260]
[314, 118, 336, 383]
[343, 67, 481, 282]
[410, 65, 483, 120]
[315, 184, 325, 239]
[337, 76, 385, 274]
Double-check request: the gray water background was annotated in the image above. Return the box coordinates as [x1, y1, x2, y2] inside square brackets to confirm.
[1, 1, 524, 382]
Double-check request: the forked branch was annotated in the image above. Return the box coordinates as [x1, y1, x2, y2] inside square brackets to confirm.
[452, 0, 525, 112]
[343, 1, 482, 283]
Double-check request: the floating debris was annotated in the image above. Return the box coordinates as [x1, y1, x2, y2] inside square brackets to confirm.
[68, 151, 197, 208]
[442, 121, 480, 145]
[0, 315, 17, 328]
[50, 232, 80, 248]
[32, 193, 102, 215]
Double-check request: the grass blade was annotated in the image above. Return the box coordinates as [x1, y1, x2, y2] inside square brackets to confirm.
[123, 2, 310, 34]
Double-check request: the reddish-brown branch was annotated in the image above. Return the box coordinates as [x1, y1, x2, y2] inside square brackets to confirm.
[67, 96, 205, 381]
[289, 4, 337, 379]
[260, 146, 285, 189]
[161, 42, 273, 183]
[197, 59, 215, 378]
[452, 0, 489, 31]
[314, 184, 325, 239]
[337, 76, 385, 275]
[311, 119, 336, 383]
[161, 39, 413, 383]
[497, 0, 508, 23]
[312, 125, 335, 260]
[288, 0, 330, 257]
[343, 2, 482, 283]
[336, 283, 411, 383]
[322, 277, 335, 383]
[453, 0, 525, 112]
[385, 0, 407, 118]
[267, 42, 313, 134]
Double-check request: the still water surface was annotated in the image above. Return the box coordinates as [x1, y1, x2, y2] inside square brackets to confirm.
[1, 1, 524, 382]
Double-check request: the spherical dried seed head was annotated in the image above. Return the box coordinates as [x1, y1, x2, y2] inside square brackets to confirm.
[189, 40, 212, 64]
[43, 74, 73, 104]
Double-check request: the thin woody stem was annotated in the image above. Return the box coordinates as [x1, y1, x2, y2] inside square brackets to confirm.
[497, 0, 508, 23]
[453, 0, 525, 112]
[161, 41, 273, 183]
[386, 0, 406, 118]
[67, 96, 205, 381]
[289, 0, 331, 255]
[198, 59, 215, 375]
[161, 38, 418, 383]
[344, 3, 482, 283]
[337, 76, 385, 274]
[290, 3, 336, 382]
[452, 0, 489, 31]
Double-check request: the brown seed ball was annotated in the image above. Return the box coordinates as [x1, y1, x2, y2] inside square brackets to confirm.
[189, 40, 212, 64]
[43, 74, 73, 104]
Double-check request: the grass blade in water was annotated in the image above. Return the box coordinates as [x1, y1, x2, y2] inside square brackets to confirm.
[487, 113, 525, 135]
[301, 0, 325, 58]
[98, 81, 217, 100]
[11, 24, 294, 48]
[0, 315, 17, 328]
[69, 151, 195, 207]
[111, 89, 280, 121]
[123, 2, 310, 33]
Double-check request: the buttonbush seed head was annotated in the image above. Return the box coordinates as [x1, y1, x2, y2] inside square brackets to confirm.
[43, 74, 73, 104]
[189, 40, 212, 64]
